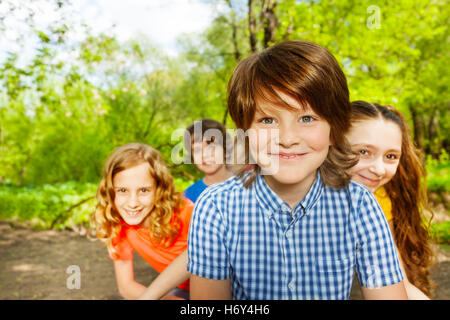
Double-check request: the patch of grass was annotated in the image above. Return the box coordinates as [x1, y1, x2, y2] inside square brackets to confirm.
[426, 152, 450, 193]
[0, 182, 97, 230]
[440, 243, 450, 252]
[431, 221, 450, 245]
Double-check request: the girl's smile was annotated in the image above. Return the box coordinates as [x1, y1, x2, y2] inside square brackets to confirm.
[113, 162, 156, 226]
[347, 118, 402, 192]
[354, 173, 382, 187]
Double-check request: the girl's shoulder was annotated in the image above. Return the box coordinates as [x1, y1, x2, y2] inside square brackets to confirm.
[374, 186, 393, 221]
[177, 198, 195, 222]
[374, 186, 389, 199]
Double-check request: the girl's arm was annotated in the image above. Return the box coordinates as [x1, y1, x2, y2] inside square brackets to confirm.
[113, 259, 147, 299]
[138, 250, 190, 300]
[388, 221, 430, 300]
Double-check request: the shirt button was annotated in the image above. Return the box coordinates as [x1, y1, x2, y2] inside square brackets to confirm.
[285, 230, 293, 238]
[288, 281, 295, 291]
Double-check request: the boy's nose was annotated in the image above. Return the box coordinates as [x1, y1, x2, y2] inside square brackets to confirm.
[278, 125, 299, 148]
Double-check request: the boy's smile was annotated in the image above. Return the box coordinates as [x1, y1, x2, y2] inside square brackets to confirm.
[270, 152, 308, 160]
[248, 90, 331, 205]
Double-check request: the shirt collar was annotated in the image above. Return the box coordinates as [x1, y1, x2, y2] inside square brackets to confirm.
[253, 171, 323, 217]
[299, 171, 323, 212]
[254, 173, 285, 217]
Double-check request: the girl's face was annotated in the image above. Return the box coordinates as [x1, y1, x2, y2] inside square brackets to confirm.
[347, 118, 402, 192]
[113, 162, 156, 226]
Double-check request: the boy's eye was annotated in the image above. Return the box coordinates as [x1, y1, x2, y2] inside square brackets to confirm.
[117, 188, 127, 193]
[140, 188, 150, 193]
[260, 118, 274, 124]
[300, 116, 314, 123]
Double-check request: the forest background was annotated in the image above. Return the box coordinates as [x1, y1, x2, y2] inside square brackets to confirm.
[0, 0, 449, 244]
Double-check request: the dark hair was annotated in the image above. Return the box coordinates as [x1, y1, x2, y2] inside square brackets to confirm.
[227, 39, 357, 187]
[351, 100, 437, 297]
[184, 118, 230, 163]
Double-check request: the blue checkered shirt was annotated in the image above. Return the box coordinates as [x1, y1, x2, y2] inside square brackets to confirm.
[187, 172, 403, 299]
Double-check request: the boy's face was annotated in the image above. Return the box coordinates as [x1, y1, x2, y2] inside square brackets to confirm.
[248, 91, 331, 188]
[192, 140, 224, 176]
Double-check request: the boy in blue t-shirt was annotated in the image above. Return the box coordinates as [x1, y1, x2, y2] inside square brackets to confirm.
[183, 119, 232, 203]
[187, 40, 407, 300]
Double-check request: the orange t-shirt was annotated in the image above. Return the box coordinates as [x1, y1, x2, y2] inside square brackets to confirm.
[109, 198, 194, 291]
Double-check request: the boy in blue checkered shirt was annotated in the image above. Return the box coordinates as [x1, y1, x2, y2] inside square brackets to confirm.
[187, 40, 407, 299]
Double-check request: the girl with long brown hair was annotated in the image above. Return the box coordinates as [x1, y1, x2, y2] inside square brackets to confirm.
[91, 143, 193, 299]
[347, 101, 436, 299]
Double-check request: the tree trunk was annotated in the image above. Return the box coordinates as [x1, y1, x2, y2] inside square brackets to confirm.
[225, 0, 241, 62]
[224, 0, 241, 126]
[222, 108, 228, 126]
[248, 0, 257, 53]
[409, 103, 424, 151]
[427, 107, 441, 158]
[261, 0, 278, 48]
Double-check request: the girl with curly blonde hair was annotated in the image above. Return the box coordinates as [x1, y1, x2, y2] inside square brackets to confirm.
[91, 142, 194, 300]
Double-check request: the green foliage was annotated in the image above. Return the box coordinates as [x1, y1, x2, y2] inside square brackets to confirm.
[0, 182, 97, 230]
[426, 150, 450, 193]
[431, 221, 450, 244]
[0, 0, 448, 230]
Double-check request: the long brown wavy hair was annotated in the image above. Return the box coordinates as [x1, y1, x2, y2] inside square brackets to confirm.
[350, 101, 437, 297]
[90, 143, 183, 256]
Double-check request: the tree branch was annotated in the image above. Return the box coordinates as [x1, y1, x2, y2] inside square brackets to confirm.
[50, 196, 95, 229]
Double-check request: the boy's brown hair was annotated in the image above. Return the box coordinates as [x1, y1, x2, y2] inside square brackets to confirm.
[227, 39, 357, 188]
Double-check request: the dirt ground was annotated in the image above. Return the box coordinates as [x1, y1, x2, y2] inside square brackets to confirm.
[0, 220, 449, 300]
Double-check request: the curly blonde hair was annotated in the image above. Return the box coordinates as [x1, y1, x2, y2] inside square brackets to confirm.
[90, 143, 183, 256]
